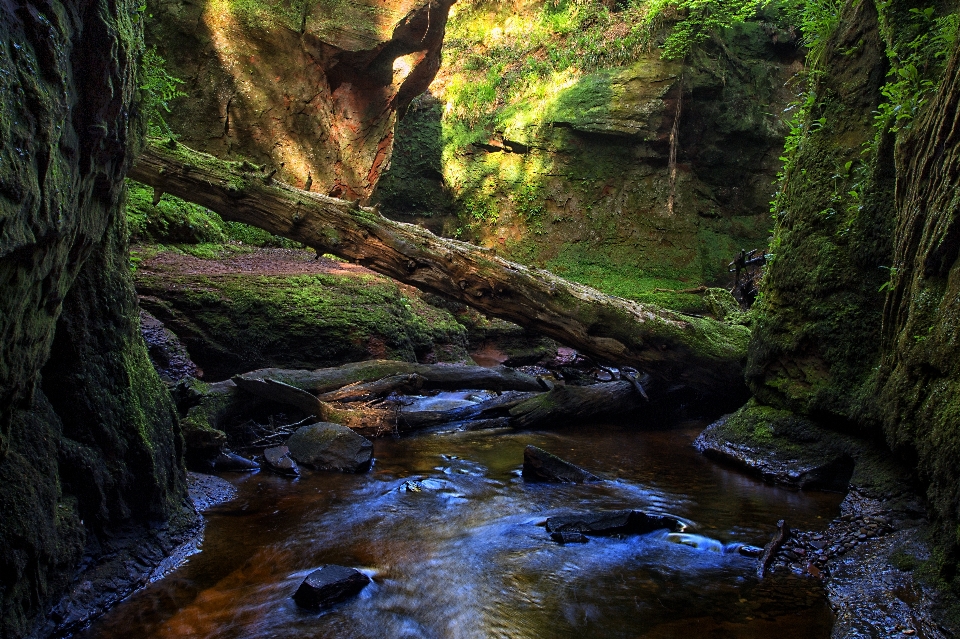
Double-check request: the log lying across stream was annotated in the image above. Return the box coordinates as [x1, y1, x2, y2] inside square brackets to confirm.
[182, 361, 658, 454]
[131, 140, 750, 399]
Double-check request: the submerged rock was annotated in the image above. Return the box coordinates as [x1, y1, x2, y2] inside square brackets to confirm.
[545, 510, 682, 538]
[293, 565, 370, 610]
[522, 445, 600, 483]
[738, 545, 764, 558]
[287, 422, 373, 472]
[550, 530, 589, 544]
[263, 446, 299, 477]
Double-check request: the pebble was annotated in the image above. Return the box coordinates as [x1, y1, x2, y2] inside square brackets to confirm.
[769, 494, 898, 579]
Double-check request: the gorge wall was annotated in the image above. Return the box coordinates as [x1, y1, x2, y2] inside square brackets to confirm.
[374, 2, 801, 293]
[145, 0, 455, 201]
[745, 0, 960, 598]
[0, 3, 192, 637]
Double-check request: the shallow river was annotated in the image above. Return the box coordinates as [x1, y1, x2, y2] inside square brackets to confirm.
[80, 417, 841, 639]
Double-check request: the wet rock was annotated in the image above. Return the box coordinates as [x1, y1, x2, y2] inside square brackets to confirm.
[187, 472, 238, 512]
[292, 565, 370, 610]
[522, 445, 600, 483]
[738, 545, 763, 558]
[550, 530, 588, 544]
[140, 310, 201, 383]
[796, 454, 856, 492]
[693, 402, 906, 494]
[263, 446, 299, 477]
[287, 422, 373, 472]
[545, 510, 681, 537]
[213, 451, 260, 472]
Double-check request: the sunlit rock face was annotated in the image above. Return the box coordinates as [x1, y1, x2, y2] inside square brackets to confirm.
[147, 0, 455, 201]
[374, 4, 802, 290]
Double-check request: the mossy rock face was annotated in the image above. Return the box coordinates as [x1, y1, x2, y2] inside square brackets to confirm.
[136, 262, 471, 381]
[377, 8, 797, 298]
[745, 0, 893, 418]
[742, 0, 960, 593]
[872, 14, 960, 595]
[696, 400, 913, 501]
[0, 3, 193, 635]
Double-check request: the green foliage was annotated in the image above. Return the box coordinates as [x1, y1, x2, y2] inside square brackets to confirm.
[440, 0, 662, 137]
[139, 48, 186, 136]
[875, 5, 959, 134]
[654, 0, 767, 59]
[770, 0, 844, 218]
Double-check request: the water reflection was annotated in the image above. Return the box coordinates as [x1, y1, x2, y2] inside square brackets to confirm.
[79, 420, 839, 639]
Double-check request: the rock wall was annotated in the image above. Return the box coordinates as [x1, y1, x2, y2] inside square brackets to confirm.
[745, 0, 893, 417]
[877, 40, 960, 581]
[375, 8, 800, 293]
[745, 0, 960, 594]
[146, 0, 455, 201]
[0, 3, 192, 637]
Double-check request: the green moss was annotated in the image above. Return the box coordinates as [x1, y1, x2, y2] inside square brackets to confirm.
[890, 549, 921, 572]
[712, 399, 913, 499]
[136, 264, 471, 379]
[126, 180, 299, 248]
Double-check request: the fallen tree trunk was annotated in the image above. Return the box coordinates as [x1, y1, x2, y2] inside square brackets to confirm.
[509, 381, 647, 429]
[235, 361, 542, 394]
[316, 373, 426, 402]
[131, 140, 749, 397]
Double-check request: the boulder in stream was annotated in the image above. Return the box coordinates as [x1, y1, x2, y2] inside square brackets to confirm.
[522, 445, 600, 483]
[287, 422, 373, 472]
[263, 446, 299, 477]
[551, 530, 589, 544]
[293, 565, 371, 610]
[545, 510, 682, 538]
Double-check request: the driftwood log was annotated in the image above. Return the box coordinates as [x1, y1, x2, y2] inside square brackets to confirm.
[758, 519, 790, 578]
[227, 362, 544, 436]
[509, 381, 647, 429]
[315, 373, 426, 402]
[234, 361, 542, 395]
[130, 140, 749, 399]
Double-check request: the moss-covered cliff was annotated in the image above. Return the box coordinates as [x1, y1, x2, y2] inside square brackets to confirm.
[375, 0, 800, 298]
[0, 3, 193, 637]
[876, 35, 960, 591]
[745, 0, 960, 602]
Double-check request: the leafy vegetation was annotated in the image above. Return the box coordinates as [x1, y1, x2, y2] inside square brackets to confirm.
[139, 47, 186, 136]
[875, 4, 959, 133]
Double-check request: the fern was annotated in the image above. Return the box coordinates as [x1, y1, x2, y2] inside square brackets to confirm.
[140, 48, 186, 137]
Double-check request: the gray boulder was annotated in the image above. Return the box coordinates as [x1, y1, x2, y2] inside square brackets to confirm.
[293, 565, 370, 609]
[263, 445, 299, 477]
[287, 422, 373, 472]
[522, 445, 599, 483]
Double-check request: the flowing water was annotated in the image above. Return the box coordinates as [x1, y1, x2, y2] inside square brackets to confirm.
[79, 417, 841, 639]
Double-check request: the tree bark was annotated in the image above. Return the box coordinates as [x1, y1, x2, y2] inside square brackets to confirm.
[509, 381, 646, 429]
[130, 140, 749, 398]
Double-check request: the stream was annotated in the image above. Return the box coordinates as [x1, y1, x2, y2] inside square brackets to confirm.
[78, 415, 840, 638]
